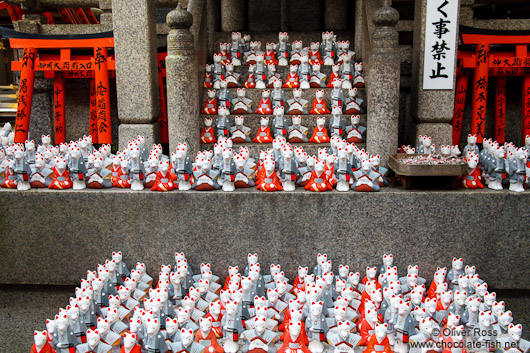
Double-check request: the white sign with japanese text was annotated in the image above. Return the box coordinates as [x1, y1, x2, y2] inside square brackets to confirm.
[423, 0, 459, 90]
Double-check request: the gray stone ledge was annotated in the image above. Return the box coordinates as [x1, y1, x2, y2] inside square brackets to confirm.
[0, 188, 529, 291]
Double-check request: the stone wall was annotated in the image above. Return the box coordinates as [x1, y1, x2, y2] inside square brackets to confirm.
[0, 188, 528, 290]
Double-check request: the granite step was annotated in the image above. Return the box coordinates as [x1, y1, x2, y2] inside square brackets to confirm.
[199, 142, 366, 157]
[201, 87, 366, 107]
[199, 114, 367, 132]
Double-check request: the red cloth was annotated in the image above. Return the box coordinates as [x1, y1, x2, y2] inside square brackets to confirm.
[201, 127, 217, 144]
[206, 312, 224, 338]
[256, 172, 283, 191]
[283, 74, 300, 89]
[253, 127, 273, 143]
[309, 127, 330, 143]
[49, 167, 72, 189]
[254, 99, 273, 115]
[365, 335, 392, 353]
[292, 277, 304, 295]
[1, 169, 16, 188]
[244, 74, 257, 88]
[309, 98, 330, 115]
[114, 168, 131, 188]
[324, 164, 337, 187]
[110, 165, 121, 185]
[195, 328, 224, 353]
[151, 171, 177, 191]
[327, 73, 342, 88]
[308, 52, 324, 66]
[120, 344, 142, 353]
[358, 320, 376, 346]
[30, 342, 55, 353]
[461, 168, 484, 189]
[264, 52, 279, 66]
[304, 171, 333, 192]
[204, 73, 213, 88]
[201, 98, 218, 115]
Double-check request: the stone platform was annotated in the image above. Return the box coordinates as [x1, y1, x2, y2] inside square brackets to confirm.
[0, 188, 529, 351]
[0, 188, 528, 289]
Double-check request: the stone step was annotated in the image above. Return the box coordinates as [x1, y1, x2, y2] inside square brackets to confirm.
[199, 142, 366, 157]
[200, 114, 367, 132]
[213, 31, 355, 48]
[201, 87, 366, 107]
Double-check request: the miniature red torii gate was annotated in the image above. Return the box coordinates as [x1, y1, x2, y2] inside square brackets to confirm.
[2, 28, 115, 144]
[1, 28, 169, 145]
[452, 26, 530, 145]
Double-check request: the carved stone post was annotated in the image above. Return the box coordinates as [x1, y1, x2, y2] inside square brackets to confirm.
[166, 4, 200, 155]
[113, 0, 160, 149]
[221, 0, 245, 32]
[367, 0, 400, 167]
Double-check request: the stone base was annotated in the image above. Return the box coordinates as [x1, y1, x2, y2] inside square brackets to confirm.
[414, 122, 452, 147]
[1, 188, 529, 290]
[118, 122, 160, 150]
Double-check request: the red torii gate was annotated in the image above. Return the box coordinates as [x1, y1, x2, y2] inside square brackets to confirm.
[1, 28, 169, 145]
[453, 26, 530, 145]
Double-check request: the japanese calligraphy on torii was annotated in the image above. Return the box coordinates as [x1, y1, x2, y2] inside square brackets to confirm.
[423, 0, 459, 90]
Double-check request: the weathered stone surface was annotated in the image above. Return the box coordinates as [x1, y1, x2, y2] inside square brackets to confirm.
[118, 123, 161, 150]
[248, 0, 281, 32]
[29, 80, 54, 142]
[40, 24, 113, 34]
[166, 5, 201, 155]
[221, 0, 245, 32]
[367, 2, 400, 167]
[0, 189, 530, 290]
[415, 122, 453, 147]
[287, 0, 322, 32]
[112, 0, 159, 124]
[324, 0, 349, 31]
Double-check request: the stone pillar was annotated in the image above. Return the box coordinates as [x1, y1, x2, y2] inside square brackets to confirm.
[112, 0, 160, 149]
[324, 0, 348, 31]
[166, 5, 200, 155]
[366, 0, 400, 167]
[410, 0, 460, 147]
[221, 0, 245, 32]
[98, 0, 113, 25]
[354, 0, 363, 61]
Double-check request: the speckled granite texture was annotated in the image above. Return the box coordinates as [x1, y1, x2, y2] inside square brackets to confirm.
[366, 3, 400, 168]
[112, 0, 160, 125]
[118, 123, 161, 150]
[0, 188, 529, 290]
[166, 8, 201, 155]
[248, 0, 281, 32]
[221, 0, 245, 32]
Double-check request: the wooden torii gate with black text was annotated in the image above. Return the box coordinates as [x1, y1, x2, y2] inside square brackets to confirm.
[453, 26, 530, 145]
